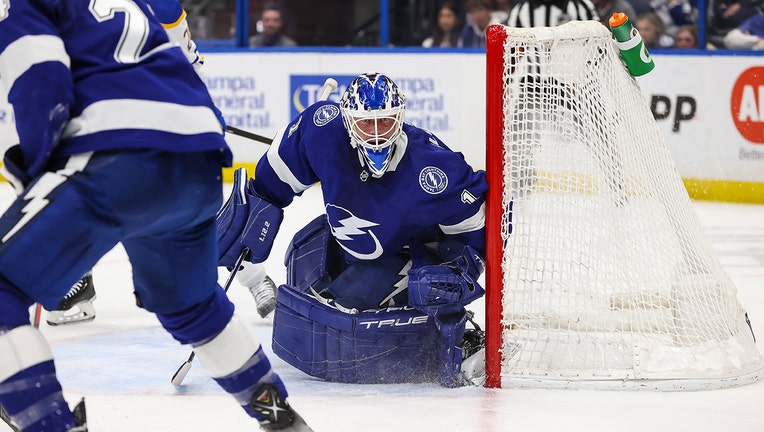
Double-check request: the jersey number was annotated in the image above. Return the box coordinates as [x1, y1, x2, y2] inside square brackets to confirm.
[89, 0, 149, 63]
[0, 0, 9, 22]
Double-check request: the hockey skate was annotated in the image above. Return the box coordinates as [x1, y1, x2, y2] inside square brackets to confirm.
[0, 403, 20, 432]
[460, 312, 487, 386]
[250, 383, 313, 432]
[70, 398, 88, 432]
[47, 272, 96, 326]
[250, 275, 278, 318]
[0, 398, 86, 431]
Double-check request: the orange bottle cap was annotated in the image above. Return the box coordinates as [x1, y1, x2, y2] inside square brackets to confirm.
[609, 12, 628, 27]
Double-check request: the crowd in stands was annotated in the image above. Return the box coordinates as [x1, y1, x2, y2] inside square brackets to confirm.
[426, 0, 763, 50]
[241, 0, 763, 50]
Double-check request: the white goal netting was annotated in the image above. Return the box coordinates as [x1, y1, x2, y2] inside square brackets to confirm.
[485, 21, 763, 390]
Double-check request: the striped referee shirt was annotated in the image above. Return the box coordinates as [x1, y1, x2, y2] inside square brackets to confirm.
[508, 0, 599, 27]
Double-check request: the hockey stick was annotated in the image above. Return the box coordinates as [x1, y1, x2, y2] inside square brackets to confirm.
[225, 126, 272, 144]
[33, 303, 43, 328]
[222, 77, 339, 145]
[170, 247, 250, 388]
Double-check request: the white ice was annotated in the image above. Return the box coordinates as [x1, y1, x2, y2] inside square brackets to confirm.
[3, 185, 764, 432]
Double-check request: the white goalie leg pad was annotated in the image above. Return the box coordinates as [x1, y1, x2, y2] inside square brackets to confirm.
[193, 315, 262, 378]
[0, 325, 53, 383]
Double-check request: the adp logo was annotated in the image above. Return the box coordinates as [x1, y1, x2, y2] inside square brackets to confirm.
[289, 75, 352, 119]
[731, 66, 764, 143]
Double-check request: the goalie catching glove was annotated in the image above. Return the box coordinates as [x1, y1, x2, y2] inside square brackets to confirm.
[216, 167, 283, 268]
[408, 244, 486, 316]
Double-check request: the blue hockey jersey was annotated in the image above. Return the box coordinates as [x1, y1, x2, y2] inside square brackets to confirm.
[252, 102, 487, 263]
[0, 0, 229, 178]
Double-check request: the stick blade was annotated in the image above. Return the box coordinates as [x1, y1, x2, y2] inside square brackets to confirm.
[171, 361, 193, 388]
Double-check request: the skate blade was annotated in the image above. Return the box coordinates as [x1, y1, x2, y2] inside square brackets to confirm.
[46, 298, 96, 326]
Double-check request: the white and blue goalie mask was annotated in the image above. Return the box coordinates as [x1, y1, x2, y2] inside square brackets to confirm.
[340, 73, 406, 177]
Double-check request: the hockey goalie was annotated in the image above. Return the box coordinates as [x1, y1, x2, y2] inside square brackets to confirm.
[218, 72, 489, 387]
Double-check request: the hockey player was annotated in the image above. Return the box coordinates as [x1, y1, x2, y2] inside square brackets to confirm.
[147, 0, 279, 319]
[218, 72, 488, 387]
[36, 0, 278, 326]
[0, 1, 310, 431]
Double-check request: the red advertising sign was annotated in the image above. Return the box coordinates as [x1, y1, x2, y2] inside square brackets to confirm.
[731, 66, 764, 144]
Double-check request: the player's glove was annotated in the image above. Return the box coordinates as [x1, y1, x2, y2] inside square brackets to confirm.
[0, 145, 32, 195]
[408, 245, 485, 316]
[216, 167, 283, 267]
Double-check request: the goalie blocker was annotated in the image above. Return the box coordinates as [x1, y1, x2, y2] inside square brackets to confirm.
[217, 167, 283, 267]
[272, 216, 482, 387]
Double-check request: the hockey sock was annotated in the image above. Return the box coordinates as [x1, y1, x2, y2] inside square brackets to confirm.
[213, 348, 289, 420]
[191, 316, 288, 421]
[0, 327, 76, 431]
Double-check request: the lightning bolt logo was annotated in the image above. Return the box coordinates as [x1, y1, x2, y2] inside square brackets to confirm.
[2, 172, 67, 243]
[1, 153, 91, 244]
[378, 258, 412, 307]
[326, 203, 384, 260]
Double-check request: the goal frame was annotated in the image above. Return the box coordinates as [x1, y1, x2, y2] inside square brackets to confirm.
[485, 23, 508, 389]
[482, 22, 763, 390]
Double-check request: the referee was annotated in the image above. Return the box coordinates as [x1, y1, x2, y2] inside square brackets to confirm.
[508, 0, 599, 27]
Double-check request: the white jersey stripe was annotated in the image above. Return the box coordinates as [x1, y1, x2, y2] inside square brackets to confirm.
[0, 35, 70, 90]
[62, 99, 223, 138]
[439, 202, 486, 235]
[266, 126, 313, 194]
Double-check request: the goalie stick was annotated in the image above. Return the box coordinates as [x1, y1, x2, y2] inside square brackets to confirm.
[223, 77, 338, 145]
[170, 247, 250, 388]
[33, 303, 42, 328]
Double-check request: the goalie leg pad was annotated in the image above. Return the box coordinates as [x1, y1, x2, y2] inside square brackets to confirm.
[273, 284, 443, 384]
[284, 216, 338, 293]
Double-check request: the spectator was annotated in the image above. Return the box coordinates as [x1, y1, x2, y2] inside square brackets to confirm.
[652, 0, 697, 35]
[496, 0, 516, 15]
[592, 0, 637, 26]
[712, 0, 763, 32]
[630, 0, 656, 17]
[635, 12, 675, 47]
[462, 0, 509, 48]
[508, 0, 598, 28]
[249, 4, 297, 47]
[422, 2, 462, 47]
[674, 24, 699, 47]
[723, 12, 764, 48]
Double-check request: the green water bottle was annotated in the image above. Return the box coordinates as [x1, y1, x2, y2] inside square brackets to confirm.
[609, 12, 655, 77]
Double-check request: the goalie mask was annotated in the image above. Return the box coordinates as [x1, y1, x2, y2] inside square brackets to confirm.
[340, 73, 406, 177]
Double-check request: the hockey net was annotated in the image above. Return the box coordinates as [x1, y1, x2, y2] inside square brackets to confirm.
[484, 21, 764, 390]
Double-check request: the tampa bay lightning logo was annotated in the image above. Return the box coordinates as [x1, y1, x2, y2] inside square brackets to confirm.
[419, 166, 448, 194]
[326, 203, 383, 260]
[313, 104, 339, 126]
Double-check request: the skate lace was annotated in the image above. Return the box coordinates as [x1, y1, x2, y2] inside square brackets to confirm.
[250, 276, 277, 303]
[64, 278, 87, 299]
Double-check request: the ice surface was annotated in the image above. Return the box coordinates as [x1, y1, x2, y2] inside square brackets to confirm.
[3, 186, 764, 432]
